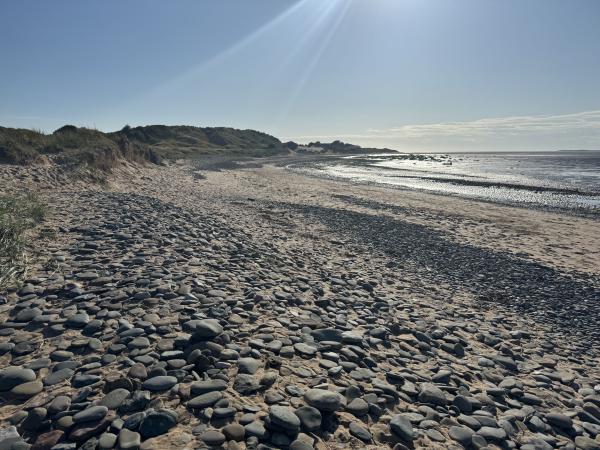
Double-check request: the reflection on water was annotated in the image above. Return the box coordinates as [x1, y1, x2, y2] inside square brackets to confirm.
[306, 151, 600, 212]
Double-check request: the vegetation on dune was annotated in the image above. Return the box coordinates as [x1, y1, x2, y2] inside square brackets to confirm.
[0, 124, 288, 170]
[0, 193, 46, 289]
[0, 124, 389, 171]
[0, 127, 47, 164]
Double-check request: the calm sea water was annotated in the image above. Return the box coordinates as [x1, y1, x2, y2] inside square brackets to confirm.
[309, 151, 600, 212]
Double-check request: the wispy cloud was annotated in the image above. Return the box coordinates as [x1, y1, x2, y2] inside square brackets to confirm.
[366, 110, 600, 139]
[282, 110, 600, 150]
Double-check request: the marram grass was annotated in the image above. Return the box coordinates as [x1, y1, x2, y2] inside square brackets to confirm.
[0, 193, 45, 289]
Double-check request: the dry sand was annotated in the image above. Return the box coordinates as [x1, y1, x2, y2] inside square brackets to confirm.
[1, 158, 599, 450]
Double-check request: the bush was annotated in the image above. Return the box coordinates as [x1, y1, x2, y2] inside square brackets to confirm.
[0, 193, 46, 289]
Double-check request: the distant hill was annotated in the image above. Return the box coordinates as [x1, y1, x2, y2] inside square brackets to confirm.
[0, 124, 393, 170]
[303, 140, 393, 154]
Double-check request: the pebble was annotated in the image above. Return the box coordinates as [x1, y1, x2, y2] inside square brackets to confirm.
[142, 376, 177, 391]
[187, 391, 223, 409]
[349, 422, 372, 442]
[73, 406, 108, 423]
[304, 389, 346, 412]
[390, 414, 415, 442]
[0, 185, 597, 450]
[294, 406, 322, 431]
[0, 367, 36, 391]
[100, 388, 131, 409]
[139, 410, 177, 439]
[11, 380, 43, 397]
[118, 429, 141, 450]
[190, 319, 223, 340]
[200, 430, 226, 446]
[269, 406, 301, 432]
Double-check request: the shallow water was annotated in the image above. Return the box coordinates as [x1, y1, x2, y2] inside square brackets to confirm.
[310, 151, 600, 212]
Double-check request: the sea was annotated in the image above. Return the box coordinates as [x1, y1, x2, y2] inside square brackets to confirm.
[305, 150, 600, 213]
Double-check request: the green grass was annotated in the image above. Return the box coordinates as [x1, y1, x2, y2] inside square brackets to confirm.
[0, 124, 289, 170]
[0, 193, 46, 289]
[0, 123, 387, 172]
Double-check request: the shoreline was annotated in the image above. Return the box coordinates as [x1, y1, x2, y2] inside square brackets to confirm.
[292, 163, 600, 219]
[286, 158, 600, 219]
[0, 159, 599, 449]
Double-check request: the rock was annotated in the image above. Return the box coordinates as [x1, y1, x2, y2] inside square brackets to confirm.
[31, 430, 64, 450]
[270, 406, 301, 432]
[346, 398, 369, 416]
[119, 391, 150, 413]
[142, 375, 177, 391]
[189, 319, 223, 341]
[245, 421, 268, 440]
[294, 406, 322, 431]
[238, 357, 261, 374]
[187, 391, 223, 409]
[21, 407, 47, 432]
[222, 423, 245, 441]
[69, 414, 113, 442]
[200, 430, 226, 446]
[349, 422, 372, 442]
[449, 426, 474, 446]
[48, 396, 71, 415]
[43, 368, 74, 386]
[118, 429, 141, 450]
[311, 328, 343, 342]
[98, 433, 117, 450]
[139, 410, 178, 439]
[260, 371, 278, 388]
[453, 395, 473, 414]
[418, 383, 448, 406]
[545, 412, 573, 430]
[574, 436, 600, 450]
[190, 379, 228, 395]
[390, 414, 415, 442]
[493, 355, 518, 371]
[66, 312, 89, 328]
[15, 307, 42, 322]
[294, 343, 317, 357]
[477, 426, 507, 441]
[0, 366, 36, 391]
[233, 374, 261, 395]
[290, 440, 314, 450]
[11, 380, 43, 397]
[100, 388, 131, 409]
[0, 427, 22, 450]
[304, 389, 346, 412]
[72, 374, 101, 387]
[73, 406, 108, 423]
[128, 363, 148, 380]
[76, 271, 98, 281]
[4, 163, 600, 450]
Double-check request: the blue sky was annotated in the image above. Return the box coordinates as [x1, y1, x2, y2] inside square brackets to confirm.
[1, 0, 599, 151]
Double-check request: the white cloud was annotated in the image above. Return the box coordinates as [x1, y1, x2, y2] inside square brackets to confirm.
[282, 110, 600, 150]
[366, 110, 600, 139]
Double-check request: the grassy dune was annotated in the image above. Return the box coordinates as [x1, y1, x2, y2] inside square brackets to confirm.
[0, 124, 287, 170]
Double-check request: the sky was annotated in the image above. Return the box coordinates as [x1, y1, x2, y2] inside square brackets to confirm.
[1, 0, 599, 151]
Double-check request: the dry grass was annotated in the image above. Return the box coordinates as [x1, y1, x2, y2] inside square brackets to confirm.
[0, 193, 46, 289]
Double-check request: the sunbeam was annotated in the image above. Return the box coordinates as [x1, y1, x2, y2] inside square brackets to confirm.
[272, 0, 353, 131]
[137, 0, 354, 120]
[146, 0, 312, 98]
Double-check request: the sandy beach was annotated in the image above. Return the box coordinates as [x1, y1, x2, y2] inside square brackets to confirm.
[1, 158, 599, 449]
